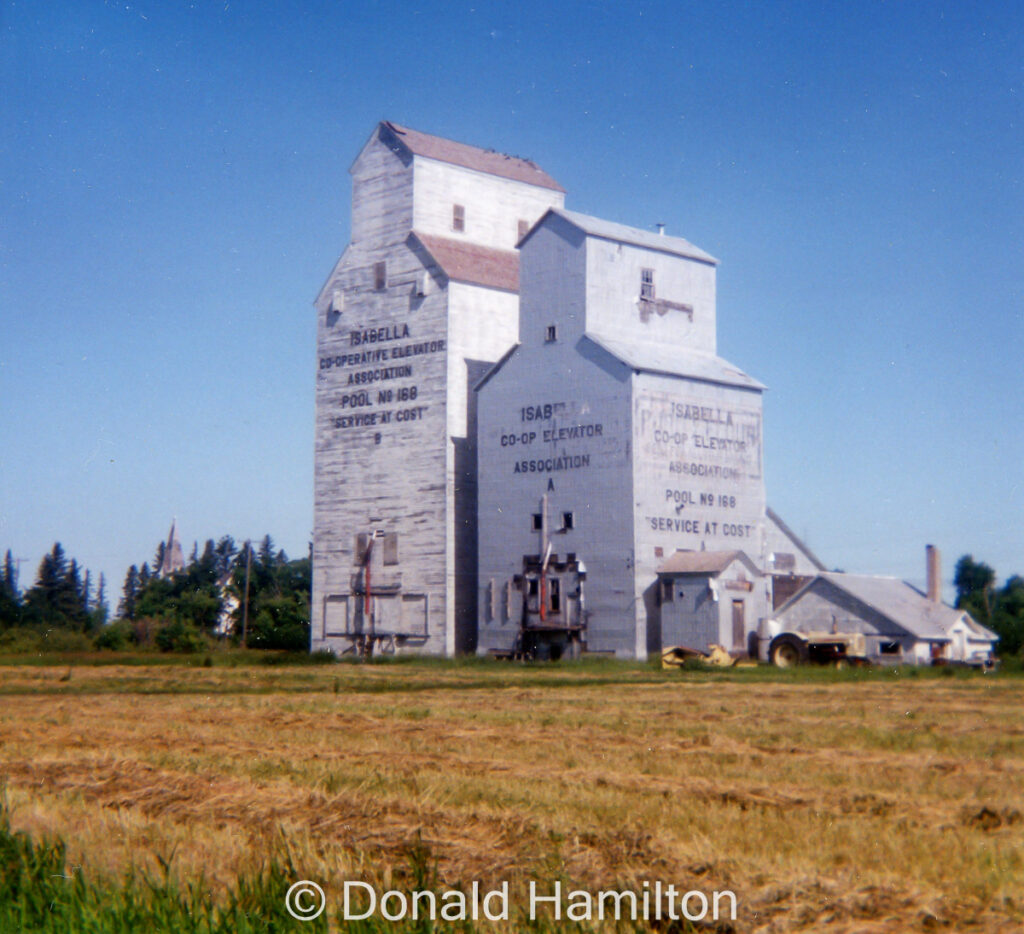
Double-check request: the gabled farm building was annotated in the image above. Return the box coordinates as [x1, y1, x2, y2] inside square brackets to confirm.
[767, 571, 997, 666]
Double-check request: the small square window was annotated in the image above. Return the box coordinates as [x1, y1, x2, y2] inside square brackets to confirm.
[545, 324, 557, 343]
[518, 219, 530, 241]
[640, 268, 655, 301]
[562, 512, 574, 531]
[452, 204, 465, 232]
[531, 513, 543, 531]
[374, 261, 386, 291]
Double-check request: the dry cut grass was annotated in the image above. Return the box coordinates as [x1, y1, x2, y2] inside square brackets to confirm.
[0, 662, 1022, 932]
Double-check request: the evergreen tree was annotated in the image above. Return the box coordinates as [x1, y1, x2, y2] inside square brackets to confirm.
[214, 536, 237, 581]
[22, 543, 86, 628]
[3, 550, 17, 596]
[0, 549, 20, 628]
[89, 573, 109, 631]
[154, 542, 166, 574]
[120, 565, 140, 621]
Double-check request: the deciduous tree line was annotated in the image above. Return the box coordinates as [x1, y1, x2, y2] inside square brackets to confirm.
[954, 556, 1024, 657]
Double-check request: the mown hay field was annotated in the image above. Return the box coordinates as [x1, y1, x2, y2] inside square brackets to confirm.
[0, 660, 1022, 932]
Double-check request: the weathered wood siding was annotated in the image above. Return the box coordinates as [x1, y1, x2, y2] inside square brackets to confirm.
[660, 560, 767, 655]
[313, 238, 450, 655]
[314, 124, 566, 656]
[662, 577, 719, 651]
[350, 135, 414, 249]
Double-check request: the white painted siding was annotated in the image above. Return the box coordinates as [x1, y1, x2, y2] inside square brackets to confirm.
[585, 237, 717, 355]
[478, 210, 766, 659]
[413, 158, 563, 250]
[446, 283, 519, 439]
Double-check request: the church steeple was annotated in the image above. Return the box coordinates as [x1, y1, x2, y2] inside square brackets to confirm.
[159, 519, 186, 578]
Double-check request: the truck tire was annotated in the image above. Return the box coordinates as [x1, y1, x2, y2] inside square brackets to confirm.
[769, 634, 808, 668]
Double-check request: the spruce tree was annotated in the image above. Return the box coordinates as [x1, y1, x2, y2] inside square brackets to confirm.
[120, 565, 140, 621]
[0, 549, 20, 628]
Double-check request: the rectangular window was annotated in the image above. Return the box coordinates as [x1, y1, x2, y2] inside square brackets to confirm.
[562, 511, 574, 531]
[660, 578, 674, 604]
[452, 204, 465, 232]
[879, 641, 901, 655]
[549, 578, 561, 613]
[545, 324, 557, 343]
[518, 219, 530, 241]
[374, 261, 386, 291]
[640, 268, 655, 300]
[531, 513, 543, 531]
[487, 578, 497, 622]
[382, 533, 399, 566]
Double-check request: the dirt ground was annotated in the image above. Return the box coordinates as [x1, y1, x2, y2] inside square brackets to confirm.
[0, 661, 1021, 932]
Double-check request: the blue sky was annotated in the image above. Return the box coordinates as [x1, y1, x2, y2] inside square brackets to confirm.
[1, 0, 1021, 604]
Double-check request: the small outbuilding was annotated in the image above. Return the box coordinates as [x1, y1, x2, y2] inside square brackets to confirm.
[766, 572, 998, 666]
[656, 550, 767, 656]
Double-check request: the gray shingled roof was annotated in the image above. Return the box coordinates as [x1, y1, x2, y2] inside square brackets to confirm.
[533, 208, 718, 265]
[585, 333, 765, 390]
[658, 550, 757, 576]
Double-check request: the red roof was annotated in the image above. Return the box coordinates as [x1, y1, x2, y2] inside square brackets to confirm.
[410, 233, 519, 292]
[381, 122, 564, 192]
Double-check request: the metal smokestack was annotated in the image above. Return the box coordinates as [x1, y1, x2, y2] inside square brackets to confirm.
[926, 545, 941, 603]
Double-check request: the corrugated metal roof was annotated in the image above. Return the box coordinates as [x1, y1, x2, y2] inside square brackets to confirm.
[381, 122, 565, 192]
[807, 573, 997, 642]
[658, 550, 748, 575]
[539, 208, 718, 264]
[585, 333, 765, 390]
[410, 232, 519, 292]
